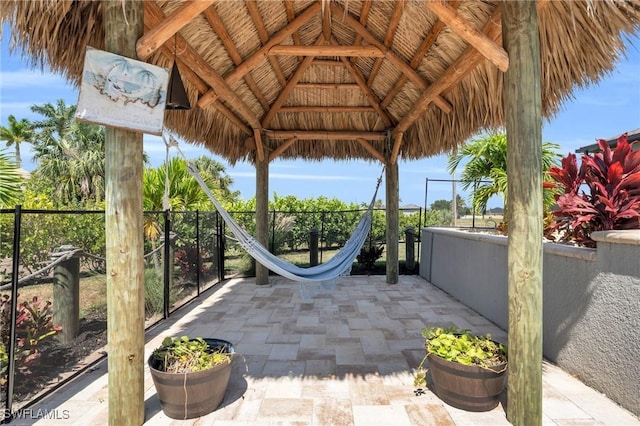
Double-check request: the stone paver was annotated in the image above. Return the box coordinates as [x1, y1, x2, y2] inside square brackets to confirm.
[10, 275, 639, 425]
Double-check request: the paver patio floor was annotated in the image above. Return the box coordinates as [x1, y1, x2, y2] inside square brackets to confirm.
[12, 275, 639, 425]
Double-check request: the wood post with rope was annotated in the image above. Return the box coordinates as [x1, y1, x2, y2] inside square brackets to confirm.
[255, 155, 269, 285]
[386, 156, 399, 284]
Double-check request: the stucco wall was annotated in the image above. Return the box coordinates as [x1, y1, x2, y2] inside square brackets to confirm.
[420, 228, 640, 416]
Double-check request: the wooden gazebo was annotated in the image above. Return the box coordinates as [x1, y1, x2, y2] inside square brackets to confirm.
[3, 1, 639, 425]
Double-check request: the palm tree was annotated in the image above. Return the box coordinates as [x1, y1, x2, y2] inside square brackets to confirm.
[0, 149, 23, 208]
[0, 115, 34, 168]
[29, 100, 106, 204]
[447, 132, 561, 215]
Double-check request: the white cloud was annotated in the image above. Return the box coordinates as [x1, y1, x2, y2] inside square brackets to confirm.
[0, 69, 71, 89]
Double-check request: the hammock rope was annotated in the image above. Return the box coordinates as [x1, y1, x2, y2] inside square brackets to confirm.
[164, 134, 384, 284]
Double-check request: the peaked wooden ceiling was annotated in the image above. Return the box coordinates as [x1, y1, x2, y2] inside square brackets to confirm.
[3, 1, 639, 164]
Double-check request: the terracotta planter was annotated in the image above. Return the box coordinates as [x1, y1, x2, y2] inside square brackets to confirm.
[427, 353, 507, 412]
[149, 338, 234, 419]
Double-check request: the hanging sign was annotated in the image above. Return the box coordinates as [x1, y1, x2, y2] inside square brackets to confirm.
[75, 46, 169, 135]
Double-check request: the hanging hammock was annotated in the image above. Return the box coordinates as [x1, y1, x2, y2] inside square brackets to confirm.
[166, 134, 384, 284]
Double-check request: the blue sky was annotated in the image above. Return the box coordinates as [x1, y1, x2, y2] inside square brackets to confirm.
[1, 22, 639, 208]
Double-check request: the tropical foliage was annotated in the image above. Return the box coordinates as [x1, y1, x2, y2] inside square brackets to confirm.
[0, 149, 23, 208]
[0, 114, 34, 168]
[545, 134, 640, 246]
[447, 132, 561, 216]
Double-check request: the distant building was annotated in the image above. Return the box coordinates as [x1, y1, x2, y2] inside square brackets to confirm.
[575, 128, 640, 154]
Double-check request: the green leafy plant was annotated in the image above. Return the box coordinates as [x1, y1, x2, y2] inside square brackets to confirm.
[151, 336, 232, 374]
[414, 326, 507, 387]
[356, 243, 384, 271]
[0, 294, 62, 384]
[545, 134, 640, 247]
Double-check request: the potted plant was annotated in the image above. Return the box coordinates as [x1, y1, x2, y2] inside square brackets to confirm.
[414, 326, 508, 411]
[148, 336, 234, 419]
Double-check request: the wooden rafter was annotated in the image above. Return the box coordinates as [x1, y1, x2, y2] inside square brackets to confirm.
[284, 1, 303, 63]
[351, 0, 372, 66]
[357, 138, 385, 163]
[137, 0, 215, 60]
[246, 0, 288, 87]
[334, 43, 393, 127]
[381, 0, 462, 109]
[322, 0, 332, 41]
[264, 130, 387, 140]
[368, 0, 404, 86]
[145, 1, 263, 159]
[391, 7, 503, 162]
[295, 83, 360, 90]
[268, 45, 384, 57]
[268, 137, 298, 161]
[261, 35, 325, 128]
[154, 36, 252, 136]
[426, 1, 509, 72]
[330, 2, 452, 114]
[278, 106, 376, 113]
[202, 6, 270, 111]
[198, 1, 322, 109]
[312, 60, 345, 67]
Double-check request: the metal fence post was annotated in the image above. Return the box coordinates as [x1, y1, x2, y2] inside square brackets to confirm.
[5, 205, 22, 419]
[405, 226, 416, 272]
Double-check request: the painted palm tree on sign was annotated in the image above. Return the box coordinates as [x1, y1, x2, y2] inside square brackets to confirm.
[0, 115, 34, 168]
[447, 132, 561, 216]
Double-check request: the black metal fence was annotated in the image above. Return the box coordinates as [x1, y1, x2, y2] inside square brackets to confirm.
[0, 204, 426, 420]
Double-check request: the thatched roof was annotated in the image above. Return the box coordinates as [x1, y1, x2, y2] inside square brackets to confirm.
[2, 1, 639, 165]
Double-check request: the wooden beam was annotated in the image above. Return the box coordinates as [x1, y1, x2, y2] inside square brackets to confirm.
[295, 83, 360, 90]
[246, 0, 287, 87]
[382, 0, 461, 109]
[330, 2, 452, 113]
[368, 0, 404, 86]
[264, 130, 387, 140]
[322, 0, 332, 41]
[254, 128, 265, 162]
[261, 35, 325, 128]
[335, 47, 393, 127]
[155, 40, 253, 135]
[357, 138, 385, 163]
[351, 0, 372, 65]
[278, 106, 376, 113]
[390, 7, 503, 162]
[202, 6, 270, 111]
[284, 1, 303, 62]
[426, 0, 509, 72]
[105, 1, 145, 424]
[268, 45, 384, 57]
[268, 137, 298, 161]
[145, 1, 261, 133]
[503, 2, 543, 423]
[137, 0, 215, 60]
[198, 2, 322, 108]
[312, 60, 345, 67]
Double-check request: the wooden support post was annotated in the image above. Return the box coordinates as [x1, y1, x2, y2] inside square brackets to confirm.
[502, 2, 543, 425]
[255, 155, 269, 285]
[309, 228, 319, 266]
[52, 246, 80, 345]
[404, 227, 416, 272]
[104, 2, 145, 424]
[386, 160, 399, 284]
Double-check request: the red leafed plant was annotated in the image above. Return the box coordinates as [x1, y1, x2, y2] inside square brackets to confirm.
[0, 294, 62, 385]
[545, 134, 640, 247]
